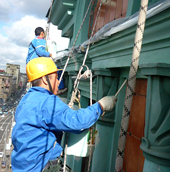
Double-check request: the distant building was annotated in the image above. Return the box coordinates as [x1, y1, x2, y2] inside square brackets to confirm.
[0, 64, 26, 102]
[6, 64, 20, 89]
[0, 74, 13, 101]
[20, 73, 27, 90]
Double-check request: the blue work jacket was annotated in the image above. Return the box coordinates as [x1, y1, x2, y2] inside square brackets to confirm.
[26, 36, 50, 64]
[12, 87, 102, 171]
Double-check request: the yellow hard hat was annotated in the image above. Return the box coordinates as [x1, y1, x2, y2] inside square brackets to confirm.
[26, 57, 61, 82]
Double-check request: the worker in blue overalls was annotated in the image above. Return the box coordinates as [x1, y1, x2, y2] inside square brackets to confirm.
[26, 26, 66, 93]
[11, 57, 117, 171]
[26, 27, 52, 64]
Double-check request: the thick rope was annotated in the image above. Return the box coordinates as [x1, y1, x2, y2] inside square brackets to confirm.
[63, 2, 104, 171]
[63, 2, 94, 171]
[69, 0, 103, 108]
[85, 2, 104, 172]
[59, 0, 93, 84]
[115, 0, 148, 171]
[67, 1, 103, 168]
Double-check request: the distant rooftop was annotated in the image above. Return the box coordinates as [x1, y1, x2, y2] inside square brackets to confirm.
[6, 63, 20, 66]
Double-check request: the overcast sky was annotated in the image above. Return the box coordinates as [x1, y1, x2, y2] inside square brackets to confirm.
[0, 0, 69, 73]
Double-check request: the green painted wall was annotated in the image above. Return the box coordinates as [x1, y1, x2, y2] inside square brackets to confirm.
[143, 159, 170, 172]
[140, 63, 170, 172]
[88, 8, 170, 69]
[72, 0, 91, 47]
[50, 0, 170, 171]
[126, 0, 161, 16]
[50, 0, 91, 47]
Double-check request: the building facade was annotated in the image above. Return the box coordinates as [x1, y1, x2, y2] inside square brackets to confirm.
[20, 73, 27, 90]
[6, 64, 20, 90]
[0, 74, 13, 101]
[0, 64, 26, 102]
[47, 0, 170, 172]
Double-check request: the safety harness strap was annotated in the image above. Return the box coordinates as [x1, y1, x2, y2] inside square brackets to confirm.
[45, 75, 53, 93]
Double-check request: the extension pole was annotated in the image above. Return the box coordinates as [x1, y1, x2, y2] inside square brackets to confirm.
[115, 0, 148, 171]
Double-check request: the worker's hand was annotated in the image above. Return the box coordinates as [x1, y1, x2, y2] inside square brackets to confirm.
[49, 53, 52, 57]
[98, 96, 117, 111]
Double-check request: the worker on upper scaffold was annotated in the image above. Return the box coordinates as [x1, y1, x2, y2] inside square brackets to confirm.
[26, 26, 67, 94]
[26, 27, 52, 64]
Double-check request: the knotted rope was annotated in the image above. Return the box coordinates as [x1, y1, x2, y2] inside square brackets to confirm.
[115, 0, 148, 171]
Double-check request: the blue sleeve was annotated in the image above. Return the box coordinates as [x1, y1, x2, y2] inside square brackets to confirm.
[42, 96, 102, 133]
[35, 39, 50, 57]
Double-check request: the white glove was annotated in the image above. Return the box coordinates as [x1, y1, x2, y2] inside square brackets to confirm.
[98, 96, 117, 111]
